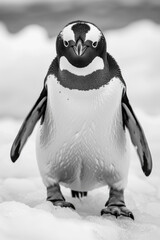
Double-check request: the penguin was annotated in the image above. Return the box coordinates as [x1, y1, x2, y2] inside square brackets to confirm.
[10, 20, 152, 220]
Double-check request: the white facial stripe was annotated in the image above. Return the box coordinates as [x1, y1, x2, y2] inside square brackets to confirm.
[85, 23, 102, 43]
[61, 22, 102, 43]
[61, 23, 75, 42]
[59, 56, 104, 76]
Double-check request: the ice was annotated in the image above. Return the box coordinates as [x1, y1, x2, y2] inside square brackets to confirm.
[0, 202, 99, 240]
[0, 20, 160, 239]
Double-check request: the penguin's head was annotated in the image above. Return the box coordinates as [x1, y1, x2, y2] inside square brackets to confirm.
[56, 21, 106, 73]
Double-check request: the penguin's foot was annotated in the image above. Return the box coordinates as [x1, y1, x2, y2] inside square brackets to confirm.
[101, 187, 134, 220]
[101, 205, 134, 220]
[50, 199, 75, 210]
[46, 183, 75, 210]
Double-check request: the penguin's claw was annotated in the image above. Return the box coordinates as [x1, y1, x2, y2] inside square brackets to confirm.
[101, 205, 134, 220]
[51, 200, 76, 210]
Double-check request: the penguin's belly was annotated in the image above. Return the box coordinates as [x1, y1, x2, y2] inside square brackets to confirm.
[36, 75, 129, 191]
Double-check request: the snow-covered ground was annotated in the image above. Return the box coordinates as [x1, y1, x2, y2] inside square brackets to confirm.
[0, 20, 160, 239]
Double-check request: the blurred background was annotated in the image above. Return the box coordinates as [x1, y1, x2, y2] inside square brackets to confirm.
[1, 0, 160, 37]
[0, 0, 160, 119]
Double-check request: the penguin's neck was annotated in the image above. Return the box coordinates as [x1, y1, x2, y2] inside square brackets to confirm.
[59, 56, 104, 76]
[58, 56, 110, 91]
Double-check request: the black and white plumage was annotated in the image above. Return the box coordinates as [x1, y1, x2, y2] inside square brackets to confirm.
[10, 20, 152, 219]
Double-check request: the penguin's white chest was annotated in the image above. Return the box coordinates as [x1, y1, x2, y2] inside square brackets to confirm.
[36, 75, 129, 191]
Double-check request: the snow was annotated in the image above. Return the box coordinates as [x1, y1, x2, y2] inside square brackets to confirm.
[0, 20, 160, 239]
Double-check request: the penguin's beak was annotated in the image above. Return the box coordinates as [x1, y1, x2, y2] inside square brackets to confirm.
[73, 39, 87, 56]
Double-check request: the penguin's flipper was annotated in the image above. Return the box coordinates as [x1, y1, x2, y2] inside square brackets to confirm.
[10, 87, 47, 162]
[122, 91, 152, 176]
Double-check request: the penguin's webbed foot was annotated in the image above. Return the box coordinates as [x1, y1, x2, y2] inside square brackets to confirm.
[47, 184, 75, 210]
[50, 200, 75, 210]
[101, 205, 134, 220]
[101, 188, 134, 220]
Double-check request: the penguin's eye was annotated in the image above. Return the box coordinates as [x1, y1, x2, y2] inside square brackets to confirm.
[63, 40, 69, 47]
[92, 41, 98, 48]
